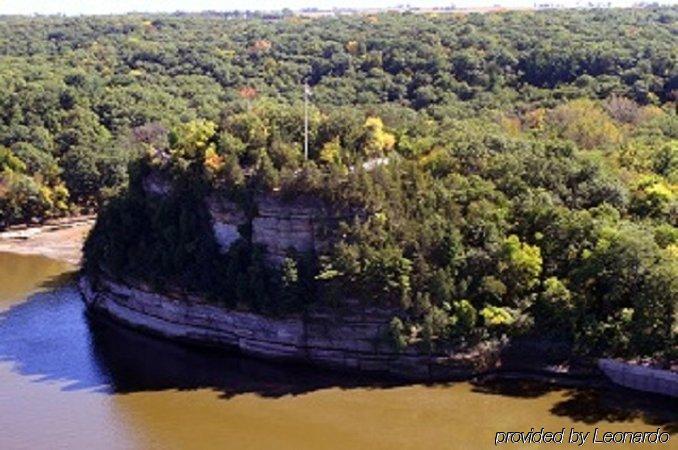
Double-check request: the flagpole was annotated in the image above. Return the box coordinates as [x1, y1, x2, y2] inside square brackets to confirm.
[304, 82, 309, 161]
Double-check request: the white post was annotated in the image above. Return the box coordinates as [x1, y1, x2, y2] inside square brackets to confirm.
[304, 82, 309, 161]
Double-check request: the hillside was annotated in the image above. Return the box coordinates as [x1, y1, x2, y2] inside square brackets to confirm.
[0, 7, 674, 362]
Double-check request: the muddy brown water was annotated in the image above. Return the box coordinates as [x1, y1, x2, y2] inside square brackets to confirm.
[0, 252, 675, 449]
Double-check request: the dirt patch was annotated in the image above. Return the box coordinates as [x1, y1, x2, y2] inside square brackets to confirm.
[0, 217, 94, 265]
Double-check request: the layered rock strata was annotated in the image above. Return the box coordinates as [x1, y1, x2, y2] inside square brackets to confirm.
[251, 195, 348, 265]
[598, 359, 678, 398]
[142, 173, 350, 265]
[205, 193, 351, 265]
[80, 275, 501, 381]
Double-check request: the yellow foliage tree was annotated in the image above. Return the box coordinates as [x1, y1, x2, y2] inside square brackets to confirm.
[524, 108, 547, 130]
[362, 117, 395, 158]
[319, 137, 342, 166]
[170, 119, 217, 160]
[0, 146, 26, 173]
[203, 147, 224, 174]
[499, 115, 522, 136]
[549, 99, 620, 150]
[345, 40, 359, 55]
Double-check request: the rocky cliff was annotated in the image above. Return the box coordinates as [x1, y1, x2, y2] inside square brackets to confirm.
[251, 195, 351, 265]
[80, 274, 502, 380]
[142, 172, 348, 265]
[123, 172, 505, 381]
[206, 194, 249, 253]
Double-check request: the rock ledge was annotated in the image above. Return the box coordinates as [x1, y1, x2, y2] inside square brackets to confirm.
[79, 275, 501, 381]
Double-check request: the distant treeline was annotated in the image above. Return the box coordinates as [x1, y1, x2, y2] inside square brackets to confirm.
[0, 7, 676, 226]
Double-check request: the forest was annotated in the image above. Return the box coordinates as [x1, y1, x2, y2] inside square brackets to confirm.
[1, 7, 676, 360]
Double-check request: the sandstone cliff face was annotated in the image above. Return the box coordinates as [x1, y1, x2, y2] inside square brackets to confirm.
[203, 191, 349, 265]
[251, 196, 348, 265]
[80, 275, 501, 380]
[206, 195, 248, 253]
[142, 171, 346, 263]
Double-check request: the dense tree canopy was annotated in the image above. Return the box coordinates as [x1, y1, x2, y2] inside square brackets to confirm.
[1, 7, 677, 226]
[1, 8, 675, 361]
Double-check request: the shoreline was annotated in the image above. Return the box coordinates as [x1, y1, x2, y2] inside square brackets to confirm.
[79, 274, 502, 381]
[78, 272, 677, 398]
[1, 218, 674, 397]
[0, 216, 94, 265]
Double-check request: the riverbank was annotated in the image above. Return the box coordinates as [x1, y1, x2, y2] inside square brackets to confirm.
[3, 251, 675, 450]
[79, 274, 502, 381]
[0, 216, 94, 265]
[78, 273, 678, 396]
[2, 216, 674, 395]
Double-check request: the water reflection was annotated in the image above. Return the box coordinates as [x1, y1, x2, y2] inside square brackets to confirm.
[0, 250, 677, 450]
[0, 282, 403, 398]
[0, 280, 675, 435]
[0, 283, 112, 393]
[89, 308, 404, 398]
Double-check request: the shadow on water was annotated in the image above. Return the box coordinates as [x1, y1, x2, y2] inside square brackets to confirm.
[87, 309, 406, 398]
[0, 274, 676, 432]
[37, 270, 81, 290]
[0, 275, 405, 398]
[472, 379, 677, 433]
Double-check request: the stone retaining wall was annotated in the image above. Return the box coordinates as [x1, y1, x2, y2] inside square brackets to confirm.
[598, 359, 678, 398]
[79, 275, 501, 381]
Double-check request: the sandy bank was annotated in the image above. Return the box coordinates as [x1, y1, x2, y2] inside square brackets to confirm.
[0, 216, 94, 265]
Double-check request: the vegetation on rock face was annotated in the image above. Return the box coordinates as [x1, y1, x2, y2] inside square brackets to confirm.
[3, 8, 672, 360]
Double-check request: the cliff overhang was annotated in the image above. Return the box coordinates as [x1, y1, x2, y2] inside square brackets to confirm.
[79, 274, 503, 381]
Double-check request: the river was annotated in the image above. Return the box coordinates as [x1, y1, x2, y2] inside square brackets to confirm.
[0, 251, 675, 449]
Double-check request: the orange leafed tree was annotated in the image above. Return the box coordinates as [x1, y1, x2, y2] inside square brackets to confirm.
[238, 86, 258, 101]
